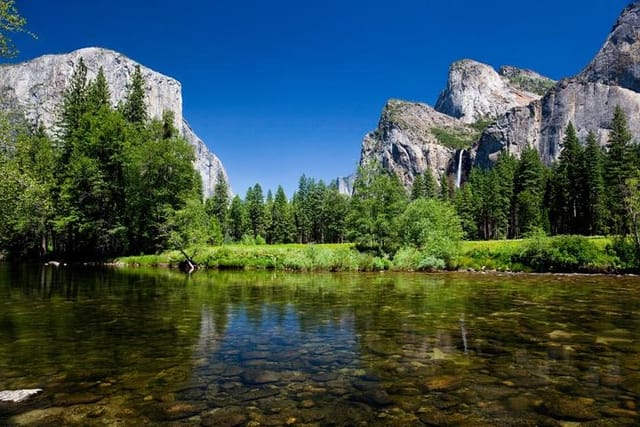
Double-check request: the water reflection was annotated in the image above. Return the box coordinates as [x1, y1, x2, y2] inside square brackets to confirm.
[0, 267, 639, 425]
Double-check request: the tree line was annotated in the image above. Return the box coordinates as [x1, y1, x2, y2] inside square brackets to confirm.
[452, 106, 638, 243]
[2, 58, 640, 266]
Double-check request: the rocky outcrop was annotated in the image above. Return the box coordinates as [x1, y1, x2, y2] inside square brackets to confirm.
[476, 3, 640, 167]
[0, 47, 227, 197]
[476, 79, 640, 166]
[360, 99, 477, 189]
[435, 59, 553, 123]
[335, 174, 356, 196]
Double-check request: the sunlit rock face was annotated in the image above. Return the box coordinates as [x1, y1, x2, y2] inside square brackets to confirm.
[0, 47, 228, 197]
[435, 59, 552, 124]
[359, 99, 476, 190]
[476, 3, 640, 167]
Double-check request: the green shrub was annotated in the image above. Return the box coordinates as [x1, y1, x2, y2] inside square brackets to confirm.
[513, 235, 602, 272]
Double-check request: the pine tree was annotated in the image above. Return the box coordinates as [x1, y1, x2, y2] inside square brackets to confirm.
[513, 147, 545, 237]
[206, 171, 230, 233]
[583, 131, 606, 235]
[60, 58, 88, 143]
[246, 184, 266, 239]
[86, 67, 111, 113]
[410, 173, 425, 200]
[604, 105, 635, 234]
[228, 195, 248, 241]
[551, 123, 585, 234]
[423, 169, 438, 199]
[121, 65, 147, 124]
[270, 186, 294, 244]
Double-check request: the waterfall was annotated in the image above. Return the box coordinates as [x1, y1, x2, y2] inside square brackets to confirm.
[455, 149, 464, 188]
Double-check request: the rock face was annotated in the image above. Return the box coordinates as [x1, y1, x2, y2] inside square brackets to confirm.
[335, 174, 356, 196]
[360, 99, 477, 189]
[476, 3, 640, 167]
[435, 59, 553, 123]
[0, 47, 227, 197]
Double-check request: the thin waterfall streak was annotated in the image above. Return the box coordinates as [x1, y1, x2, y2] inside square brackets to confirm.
[455, 150, 464, 188]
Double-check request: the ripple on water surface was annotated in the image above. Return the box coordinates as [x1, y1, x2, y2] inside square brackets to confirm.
[0, 267, 638, 425]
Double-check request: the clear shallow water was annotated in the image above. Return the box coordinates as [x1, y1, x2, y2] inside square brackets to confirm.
[0, 265, 639, 426]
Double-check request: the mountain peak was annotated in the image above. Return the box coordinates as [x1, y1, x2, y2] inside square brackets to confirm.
[434, 59, 553, 123]
[579, 2, 640, 91]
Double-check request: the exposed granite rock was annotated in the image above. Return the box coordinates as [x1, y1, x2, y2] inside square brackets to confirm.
[579, 2, 640, 91]
[475, 3, 640, 167]
[335, 174, 356, 196]
[476, 79, 640, 167]
[435, 59, 553, 123]
[0, 47, 227, 197]
[360, 99, 476, 189]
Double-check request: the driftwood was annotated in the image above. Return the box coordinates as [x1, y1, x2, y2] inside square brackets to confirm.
[178, 249, 197, 274]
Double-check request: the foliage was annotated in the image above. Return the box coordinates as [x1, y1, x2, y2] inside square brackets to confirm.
[0, 0, 34, 58]
[347, 163, 408, 255]
[431, 127, 476, 150]
[397, 198, 463, 266]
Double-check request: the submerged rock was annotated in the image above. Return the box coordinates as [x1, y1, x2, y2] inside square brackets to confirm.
[0, 389, 42, 403]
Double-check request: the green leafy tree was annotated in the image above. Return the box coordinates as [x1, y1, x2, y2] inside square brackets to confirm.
[412, 171, 438, 200]
[0, 0, 34, 58]
[347, 163, 408, 255]
[397, 198, 463, 265]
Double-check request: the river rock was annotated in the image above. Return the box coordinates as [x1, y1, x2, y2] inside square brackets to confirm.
[538, 396, 600, 421]
[0, 389, 42, 403]
[242, 370, 281, 385]
[158, 401, 207, 421]
[201, 406, 247, 427]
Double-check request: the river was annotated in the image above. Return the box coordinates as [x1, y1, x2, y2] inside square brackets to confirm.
[0, 265, 638, 425]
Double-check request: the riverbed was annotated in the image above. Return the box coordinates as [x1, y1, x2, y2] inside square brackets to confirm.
[0, 265, 638, 425]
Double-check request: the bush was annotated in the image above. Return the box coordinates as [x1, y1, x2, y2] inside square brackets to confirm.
[513, 234, 602, 272]
[397, 198, 463, 267]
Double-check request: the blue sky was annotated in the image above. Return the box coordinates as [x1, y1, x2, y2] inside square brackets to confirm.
[10, 0, 631, 195]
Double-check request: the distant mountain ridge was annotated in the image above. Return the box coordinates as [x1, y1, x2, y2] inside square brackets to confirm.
[352, 2, 640, 192]
[0, 47, 228, 198]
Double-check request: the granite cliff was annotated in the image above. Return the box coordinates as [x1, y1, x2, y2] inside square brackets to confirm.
[0, 47, 227, 197]
[476, 2, 640, 167]
[359, 99, 477, 189]
[435, 59, 553, 123]
[357, 2, 640, 188]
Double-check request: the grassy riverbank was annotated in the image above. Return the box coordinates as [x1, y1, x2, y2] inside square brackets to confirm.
[115, 235, 629, 273]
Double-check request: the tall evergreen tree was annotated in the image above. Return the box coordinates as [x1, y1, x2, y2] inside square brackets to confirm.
[512, 147, 546, 237]
[120, 65, 147, 124]
[206, 171, 230, 233]
[583, 131, 606, 235]
[246, 184, 266, 239]
[86, 67, 111, 113]
[270, 186, 294, 244]
[550, 123, 585, 234]
[322, 183, 349, 243]
[604, 105, 635, 234]
[60, 58, 88, 143]
[228, 195, 248, 241]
